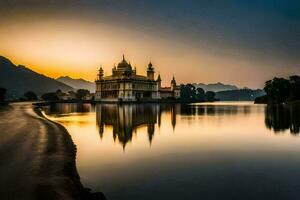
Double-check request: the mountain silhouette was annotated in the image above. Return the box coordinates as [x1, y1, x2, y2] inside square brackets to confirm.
[0, 56, 73, 99]
[193, 82, 239, 92]
[215, 89, 265, 101]
[57, 76, 95, 92]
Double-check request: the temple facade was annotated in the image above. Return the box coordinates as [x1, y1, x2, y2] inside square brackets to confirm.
[95, 55, 180, 102]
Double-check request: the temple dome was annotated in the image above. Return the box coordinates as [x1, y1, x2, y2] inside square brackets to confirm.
[117, 54, 132, 70]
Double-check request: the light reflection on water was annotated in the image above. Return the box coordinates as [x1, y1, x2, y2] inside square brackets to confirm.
[44, 102, 300, 200]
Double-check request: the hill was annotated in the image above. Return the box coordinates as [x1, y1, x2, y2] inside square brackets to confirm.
[57, 76, 95, 92]
[215, 89, 265, 101]
[0, 56, 73, 99]
[193, 82, 239, 92]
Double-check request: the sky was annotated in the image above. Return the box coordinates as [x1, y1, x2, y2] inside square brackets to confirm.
[0, 0, 299, 88]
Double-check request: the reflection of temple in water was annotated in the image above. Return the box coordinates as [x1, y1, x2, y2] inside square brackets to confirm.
[96, 104, 179, 148]
[95, 103, 259, 148]
[265, 105, 300, 134]
[96, 104, 157, 148]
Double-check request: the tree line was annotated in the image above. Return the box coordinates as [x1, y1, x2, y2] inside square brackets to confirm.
[2, 84, 215, 102]
[264, 76, 300, 103]
[261, 75, 300, 104]
[180, 84, 216, 102]
[41, 89, 91, 101]
[0, 88, 92, 102]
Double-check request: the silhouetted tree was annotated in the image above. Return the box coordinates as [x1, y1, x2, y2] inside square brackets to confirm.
[205, 91, 216, 102]
[258, 76, 300, 104]
[41, 92, 59, 101]
[195, 87, 205, 101]
[180, 84, 216, 102]
[24, 91, 38, 101]
[0, 88, 7, 102]
[180, 84, 196, 100]
[289, 75, 300, 100]
[264, 77, 291, 103]
[76, 89, 90, 100]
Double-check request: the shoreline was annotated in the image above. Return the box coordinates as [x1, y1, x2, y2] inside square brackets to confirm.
[0, 103, 106, 200]
[34, 106, 107, 200]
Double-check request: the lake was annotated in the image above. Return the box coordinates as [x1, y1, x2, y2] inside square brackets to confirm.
[43, 102, 300, 200]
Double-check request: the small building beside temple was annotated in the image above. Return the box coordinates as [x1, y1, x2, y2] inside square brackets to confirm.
[158, 75, 181, 99]
[95, 55, 180, 102]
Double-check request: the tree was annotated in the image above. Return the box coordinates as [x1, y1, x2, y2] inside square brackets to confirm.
[180, 84, 196, 100]
[0, 88, 7, 102]
[195, 87, 205, 101]
[41, 92, 59, 101]
[24, 91, 38, 101]
[289, 75, 300, 100]
[205, 91, 216, 102]
[76, 89, 90, 100]
[261, 76, 300, 104]
[264, 77, 290, 103]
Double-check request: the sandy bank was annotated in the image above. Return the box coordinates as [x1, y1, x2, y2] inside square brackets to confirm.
[0, 103, 106, 200]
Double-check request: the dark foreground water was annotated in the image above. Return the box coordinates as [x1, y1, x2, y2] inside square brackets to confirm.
[44, 102, 300, 200]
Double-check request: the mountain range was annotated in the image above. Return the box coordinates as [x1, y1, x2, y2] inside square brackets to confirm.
[215, 89, 265, 101]
[193, 82, 239, 92]
[1, 55, 258, 100]
[56, 76, 95, 92]
[0, 56, 73, 99]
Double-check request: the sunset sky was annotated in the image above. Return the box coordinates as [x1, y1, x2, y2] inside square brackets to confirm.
[0, 0, 299, 88]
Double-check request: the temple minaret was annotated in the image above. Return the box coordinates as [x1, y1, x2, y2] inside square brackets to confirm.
[98, 66, 104, 80]
[171, 76, 177, 91]
[156, 74, 162, 90]
[147, 62, 155, 80]
[95, 66, 104, 100]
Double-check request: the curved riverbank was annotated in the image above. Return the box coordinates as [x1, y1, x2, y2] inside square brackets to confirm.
[0, 103, 106, 200]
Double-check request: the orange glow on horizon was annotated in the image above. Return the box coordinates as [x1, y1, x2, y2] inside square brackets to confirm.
[0, 14, 296, 88]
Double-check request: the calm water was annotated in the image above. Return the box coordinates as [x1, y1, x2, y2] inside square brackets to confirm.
[44, 102, 300, 200]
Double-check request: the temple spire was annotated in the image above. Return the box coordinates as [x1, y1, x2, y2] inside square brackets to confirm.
[156, 74, 161, 82]
[171, 75, 177, 86]
[122, 54, 125, 61]
[98, 65, 104, 80]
